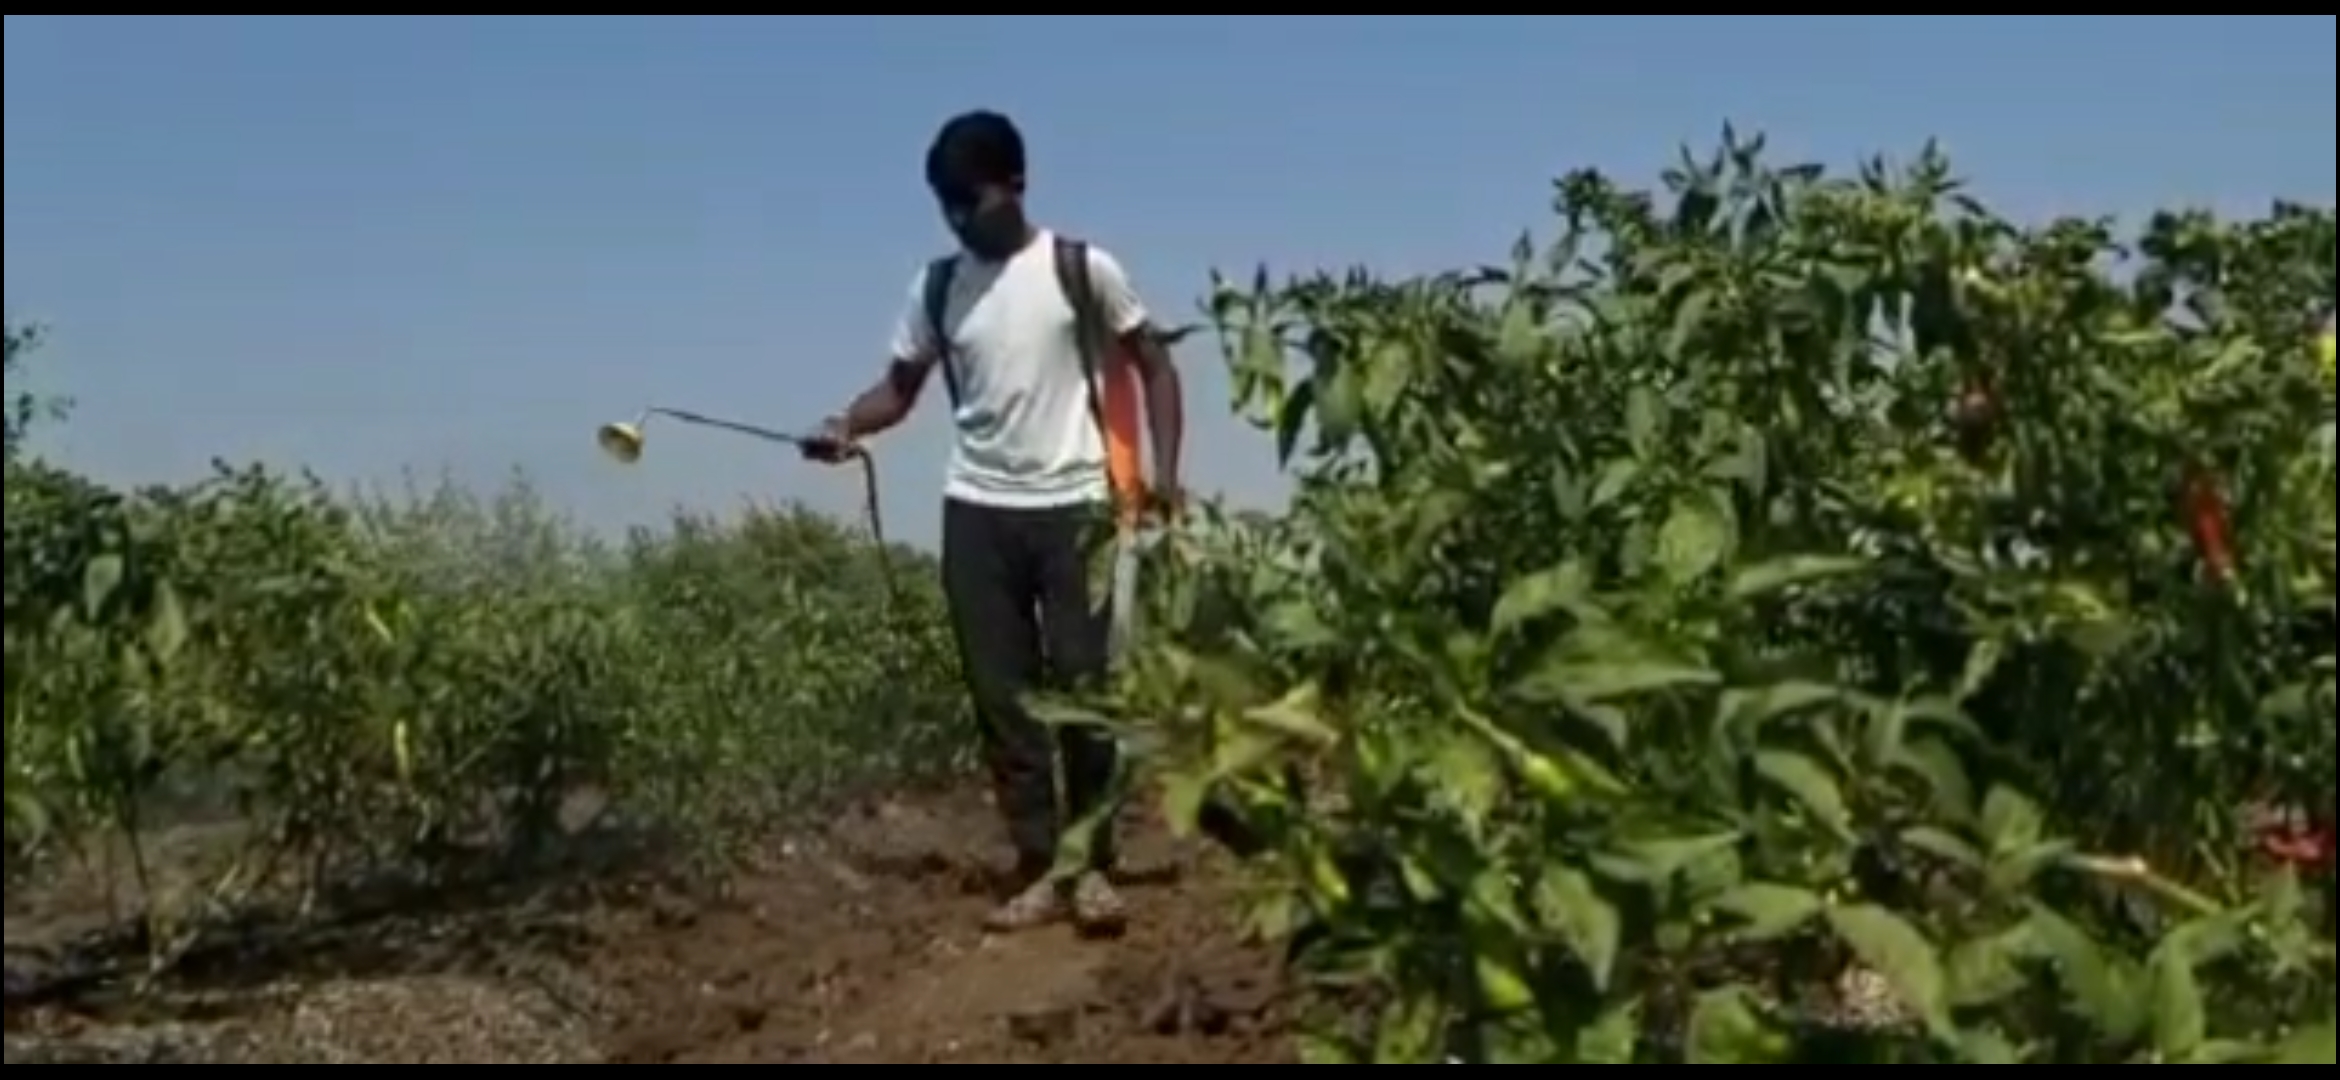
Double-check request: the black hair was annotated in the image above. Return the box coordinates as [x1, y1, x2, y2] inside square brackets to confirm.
[925, 110, 1025, 191]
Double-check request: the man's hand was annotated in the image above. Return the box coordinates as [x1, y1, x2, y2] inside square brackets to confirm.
[800, 416, 859, 464]
[1139, 482, 1183, 525]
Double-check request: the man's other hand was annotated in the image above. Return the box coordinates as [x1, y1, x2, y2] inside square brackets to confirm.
[801, 418, 859, 464]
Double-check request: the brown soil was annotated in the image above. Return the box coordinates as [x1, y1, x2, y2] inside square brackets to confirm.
[2, 783, 1293, 1063]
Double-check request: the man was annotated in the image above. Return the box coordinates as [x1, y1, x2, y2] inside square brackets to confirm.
[805, 110, 1183, 933]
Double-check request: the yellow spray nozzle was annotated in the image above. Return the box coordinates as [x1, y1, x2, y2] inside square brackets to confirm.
[597, 420, 644, 463]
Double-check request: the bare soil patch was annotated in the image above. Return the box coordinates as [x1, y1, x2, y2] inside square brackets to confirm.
[4, 784, 1291, 1063]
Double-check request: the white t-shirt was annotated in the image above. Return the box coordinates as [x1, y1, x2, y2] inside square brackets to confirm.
[890, 230, 1148, 508]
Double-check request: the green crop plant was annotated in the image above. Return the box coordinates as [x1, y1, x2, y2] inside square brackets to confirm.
[1086, 131, 2334, 1062]
[4, 324, 966, 972]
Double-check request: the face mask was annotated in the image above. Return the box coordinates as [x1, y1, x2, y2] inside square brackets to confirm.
[949, 199, 1024, 259]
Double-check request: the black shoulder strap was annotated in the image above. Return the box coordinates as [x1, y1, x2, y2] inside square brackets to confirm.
[1052, 236, 1107, 431]
[922, 254, 960, 406]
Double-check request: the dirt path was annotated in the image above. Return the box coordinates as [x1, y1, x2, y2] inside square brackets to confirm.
[4, 784, 1293, 1062]
[595, 786, 1288, 1062]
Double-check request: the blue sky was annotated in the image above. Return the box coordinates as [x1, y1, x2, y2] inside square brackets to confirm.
[5, 15, 2333, 542]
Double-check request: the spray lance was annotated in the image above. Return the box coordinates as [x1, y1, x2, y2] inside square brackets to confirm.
[595, 405, 907, 613]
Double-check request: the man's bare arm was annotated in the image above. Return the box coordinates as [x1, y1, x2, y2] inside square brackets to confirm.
[827, 265, 947, 443]
[1121, 328, 1183, 499]
[838, 354, 934, 439]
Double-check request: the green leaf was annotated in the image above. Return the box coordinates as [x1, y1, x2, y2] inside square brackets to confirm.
[1574, 998, 1640, 1062]
[144, 578, 188, 663]
[1361, 338, 1412, 418]
[1603, 831, 1739, 883]
[1472, 946, 1536, 1014]
[1160, 771, 1210, 838]
[2147, 943, 2206, 1057]
[1899, 825, 1984, 869]
[1372, 988, 1445, 1062]
[1684, 986, 1789, 1062]
[1314, 364, 1363, 450]
[1894, 736, 1977, 822]
[1955, 636, 2003, 701]
[1256, 595, 1338, 651]
[1704, 425, 1768, 496]
[2158, 908, 2248, 969]
[1979, 786, 2045, 857]
[2272, 1021, 2336, 1063]
[1857, 695, 1910, 768]
[1425, 731, 1503, 834]
[2191, 1039, 2271, 1063]
[1626, 385, 1662, 455]
[1297, 1034, 1359, 1064]
[2016, 907, 2142, 1041]
[1945, 926, 2029, 1007]
[1490, 559, 1590, 636]
[1754, 749, 1847, 832]
[81, 551, 126, 618]
[1894, 694, 1983, 741]
[1589, 458, 1639, 509]
[1955, 1028, 2024, 1062]
[1826, 904, 1949, 1033]
[1726, 554, 1866, 600]
[1655, 492, 1732, 583]
[1676, 838, 1744, 905]
[1235, 316, 1281, 386]
[1711, 882, 1822, 940]
[1241, 681, 1337, 744]
[1023, 692, 1113, 730]
[1496, 297, 1544, 365]
[1532, 866, 1621, 988]
[1517, 654, 1718, 704]
[1465, 865, 1527, 932]
[1666, 284, 1717, 362]
[1719, 680, 1844, 735]
[1551, 466, 1589, 522]
[5, 788, 49, 847]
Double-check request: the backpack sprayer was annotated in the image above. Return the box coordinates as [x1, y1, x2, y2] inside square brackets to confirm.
[595, 405, 904, 611]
